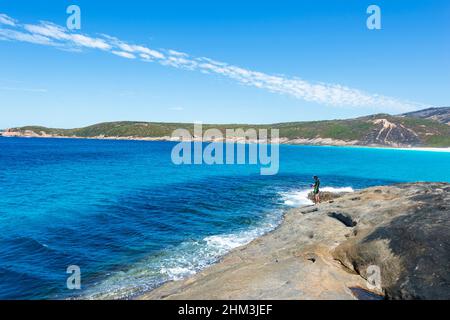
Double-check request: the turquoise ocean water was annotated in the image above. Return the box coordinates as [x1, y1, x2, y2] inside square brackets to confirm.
[0, 137, 449, 299]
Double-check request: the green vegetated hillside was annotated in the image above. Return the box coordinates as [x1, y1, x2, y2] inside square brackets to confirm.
[9, 108, 450, 147]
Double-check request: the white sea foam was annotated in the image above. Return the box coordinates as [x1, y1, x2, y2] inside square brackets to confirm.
[160, 266, 196, 281]
[160, 212, 282, 281]
[281, 189, 314, 207]
[205, 234, 249, 250]
[81, 209, 283, 300]
[281, 186, 354, 207]
[321, 186, 354, 193]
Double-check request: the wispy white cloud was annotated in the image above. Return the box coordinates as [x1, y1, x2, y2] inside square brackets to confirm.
[0, 28, 54, 45]
[0, 78, 47, 94]
[112, 50, 136, 59]
[168, 49, 188, 57]
[118, 90, 137, 97]
[101, 35, 165, 59]
[0, 86, 48, 93]
[0, 13, 16, 26]
[0, 13, 433, 112]
[169, 106, 184, 111]
[24, 22, 111, 50]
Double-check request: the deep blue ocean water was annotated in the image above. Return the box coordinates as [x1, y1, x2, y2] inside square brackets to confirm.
[0, 137, 449, 299]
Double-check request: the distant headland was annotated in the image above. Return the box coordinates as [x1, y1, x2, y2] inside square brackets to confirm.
[2, 107, 449, 148]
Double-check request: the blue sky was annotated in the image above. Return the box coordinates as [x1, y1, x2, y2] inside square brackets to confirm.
[0, 0, 449, 128]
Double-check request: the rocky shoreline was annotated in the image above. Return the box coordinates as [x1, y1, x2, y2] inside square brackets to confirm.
[2, 131, 450, 151]
[138, 183, 449, 300]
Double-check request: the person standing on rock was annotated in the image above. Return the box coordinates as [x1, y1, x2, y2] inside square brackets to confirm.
[312, 176, 321, 204]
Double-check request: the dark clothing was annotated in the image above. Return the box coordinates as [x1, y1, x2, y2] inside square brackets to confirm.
[313, 179, 320, 194]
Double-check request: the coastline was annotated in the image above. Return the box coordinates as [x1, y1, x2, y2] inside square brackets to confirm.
[137, 183, 449, 300]
[136, 190, 368, 300]
[1, 133, 448, 299]
[1, 134, 449, 152]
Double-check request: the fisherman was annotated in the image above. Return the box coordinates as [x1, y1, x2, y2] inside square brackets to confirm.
[312, 176, 321, 204]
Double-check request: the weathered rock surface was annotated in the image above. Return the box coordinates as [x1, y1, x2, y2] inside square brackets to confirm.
[362, 118, 421, 147]
[333, 183, 450, 299]
[307, 191, 343, 202]
[138, 183, 449, 300]
[401, 107, 450, 125]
